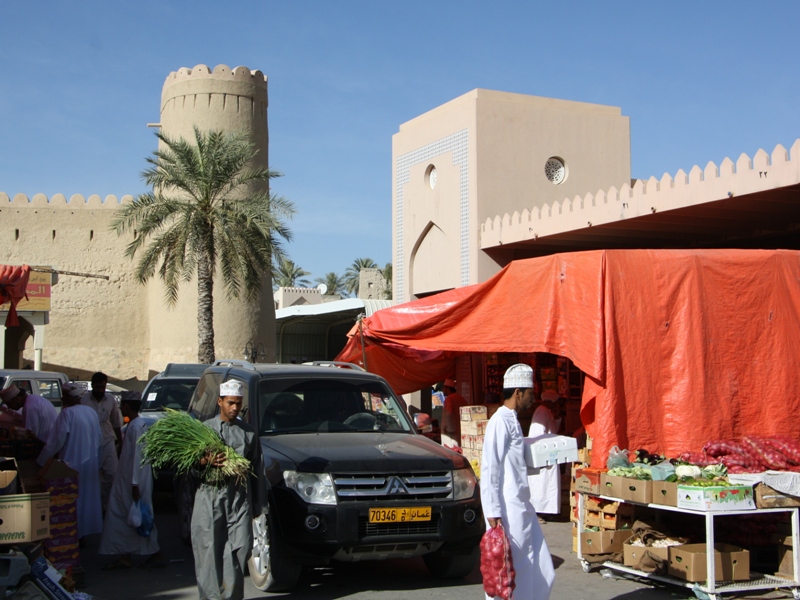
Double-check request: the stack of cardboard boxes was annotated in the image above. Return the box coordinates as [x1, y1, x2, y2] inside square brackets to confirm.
[459, 406, 488, 474]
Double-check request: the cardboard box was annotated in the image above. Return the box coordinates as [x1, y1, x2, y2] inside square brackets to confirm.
[0, 492, 50, 543]
[624, 542, 670, 568]
[574, 468, 605, 495]
[28, 556, 74, 600]
[668, 543, 750, 582]
[677, 485, 755, 511]
[652, 480, 678, 506]
[0, 471, 18, 496]
[462, 420, 489, 436]
[599, 512, 634, 530]
[601, 474, 627, 499]
[577, 448, 590, 465]
[777, 544, 795, 579]
[585, 510, 603, 528]
[459, 405, 487, 421]
[524, 434, 578, 468]
[755, 483, 800, 508]
[580, 529, 633, 555]
[617, 478, 653, 504]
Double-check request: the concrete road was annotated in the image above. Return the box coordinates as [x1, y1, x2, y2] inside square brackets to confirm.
[72, 496, 708, 600]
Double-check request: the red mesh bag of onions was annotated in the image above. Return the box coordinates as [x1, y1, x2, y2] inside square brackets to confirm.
[480, 523, 516, 599]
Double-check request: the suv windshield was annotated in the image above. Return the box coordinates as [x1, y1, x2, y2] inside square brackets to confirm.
[143, 378, 197, 412]
[257, 377, 413, 435]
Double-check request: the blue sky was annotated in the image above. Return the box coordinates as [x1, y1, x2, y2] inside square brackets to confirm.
[1, 2, 798, 285]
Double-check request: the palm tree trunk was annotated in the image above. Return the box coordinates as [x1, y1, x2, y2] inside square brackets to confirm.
[197, 249, 215, 363]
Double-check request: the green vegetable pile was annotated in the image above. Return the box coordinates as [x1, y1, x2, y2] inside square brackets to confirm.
[140, 409, 251, 486]
[607, 466, 652, 480]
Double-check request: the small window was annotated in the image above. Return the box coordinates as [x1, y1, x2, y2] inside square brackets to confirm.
[37, 380, 61, 400]
[11, 380, 32, 394]
[191, 373, 223, 421]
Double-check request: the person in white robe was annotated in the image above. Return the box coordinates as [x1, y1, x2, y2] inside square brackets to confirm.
[481, 364, 554, 600]
[0, 385, 57, 442]
[99, 392, 165, 569]
[527, 390, 561, 520]
[37, 383, 103, 539]
[81, 372, 123, 512]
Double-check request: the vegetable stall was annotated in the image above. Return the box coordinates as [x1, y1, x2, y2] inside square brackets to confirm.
[336, 248, 800, 596]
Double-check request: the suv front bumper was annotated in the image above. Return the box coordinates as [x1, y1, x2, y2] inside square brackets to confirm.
[272, 487, 484, 565]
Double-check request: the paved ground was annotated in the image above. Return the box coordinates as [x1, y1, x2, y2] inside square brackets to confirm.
[72, 495, 793, 600]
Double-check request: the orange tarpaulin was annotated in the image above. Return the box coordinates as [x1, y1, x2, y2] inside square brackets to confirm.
[336, 250, 800, 467]
[0, 264, 30, 327]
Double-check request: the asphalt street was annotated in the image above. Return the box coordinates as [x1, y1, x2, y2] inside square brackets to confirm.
[66, 493, 718, 600]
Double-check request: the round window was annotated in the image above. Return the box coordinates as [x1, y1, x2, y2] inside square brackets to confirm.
[544, 157, 566, 185]
[425, 165, 437, 190]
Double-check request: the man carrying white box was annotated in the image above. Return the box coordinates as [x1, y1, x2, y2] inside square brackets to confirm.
[481, 364, 554, 600]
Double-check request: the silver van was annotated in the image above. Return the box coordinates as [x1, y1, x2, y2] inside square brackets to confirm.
[0, 369, 69, 409]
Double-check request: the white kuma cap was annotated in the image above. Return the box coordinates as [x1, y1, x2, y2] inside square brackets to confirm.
[503, 364, 534, 390]
[220, 380, 244, 398]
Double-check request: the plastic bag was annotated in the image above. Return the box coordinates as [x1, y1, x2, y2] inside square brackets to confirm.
[127, 500, 142, 528]
[649, 460, 675, 481]
[480, 523, 515, 600]
[137, 502, 154, 537]
[606, 445, 631, 470]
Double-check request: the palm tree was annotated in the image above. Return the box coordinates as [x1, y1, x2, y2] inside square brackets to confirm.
[315, 272, 348, 297]
[381, 262, 392, 299]
[344, 257, 378, 296]
[273, 258, 311, 290]
[112, 127, 294, 363]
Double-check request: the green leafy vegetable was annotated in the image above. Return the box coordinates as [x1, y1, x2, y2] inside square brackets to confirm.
[140, 409, 251, 486]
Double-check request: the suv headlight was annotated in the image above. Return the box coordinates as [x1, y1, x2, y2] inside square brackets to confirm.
[284, 471, 336, 505]
[452, 468, 477, 500]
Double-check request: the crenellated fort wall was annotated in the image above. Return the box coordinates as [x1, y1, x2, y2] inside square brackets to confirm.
[0, 65, 276, 386]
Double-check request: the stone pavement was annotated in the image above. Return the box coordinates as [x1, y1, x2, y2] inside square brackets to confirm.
[70, 495, 790, 600]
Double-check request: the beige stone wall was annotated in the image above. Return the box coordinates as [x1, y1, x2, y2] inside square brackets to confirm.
[0, 64, 279, 384]
[0, 193, 150, 382]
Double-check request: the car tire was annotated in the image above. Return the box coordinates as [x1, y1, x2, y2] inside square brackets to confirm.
[175, 474, 197, 545]
[423, 546, 478, 579]
[248, 511, 301, 592]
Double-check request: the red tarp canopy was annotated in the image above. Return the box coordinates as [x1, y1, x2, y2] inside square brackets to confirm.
[337, 250, 800, 466]
[0, 264, 30, 327]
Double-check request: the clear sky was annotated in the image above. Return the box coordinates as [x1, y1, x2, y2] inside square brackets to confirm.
[1, 2, 797, 285]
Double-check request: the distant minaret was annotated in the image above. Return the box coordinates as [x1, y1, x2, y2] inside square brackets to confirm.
[147, 64, 276, 367]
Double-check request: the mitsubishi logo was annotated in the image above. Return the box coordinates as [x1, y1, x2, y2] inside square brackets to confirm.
[387, 476, 409, 495]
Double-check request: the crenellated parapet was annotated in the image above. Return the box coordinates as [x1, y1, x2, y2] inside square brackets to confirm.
[481, 140, 800, 249]
[0, 193, 134, 208]
[161, 64, 268, 117]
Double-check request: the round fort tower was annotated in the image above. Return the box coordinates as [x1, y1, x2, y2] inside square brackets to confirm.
[147, 64, 276, 368]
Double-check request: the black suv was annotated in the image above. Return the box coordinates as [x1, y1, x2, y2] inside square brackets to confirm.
[180, 360, 483, 592]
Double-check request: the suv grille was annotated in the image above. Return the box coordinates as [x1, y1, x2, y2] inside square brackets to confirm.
[359, 514, 441, 538]
[333, 472, 453, 501]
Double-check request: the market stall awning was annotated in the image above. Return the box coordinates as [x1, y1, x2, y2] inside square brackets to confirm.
[337, 249, 800, 467]
[0, 264, 30, 327]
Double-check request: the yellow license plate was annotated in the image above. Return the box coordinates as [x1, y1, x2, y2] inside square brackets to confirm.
[368, 507, 432, 523]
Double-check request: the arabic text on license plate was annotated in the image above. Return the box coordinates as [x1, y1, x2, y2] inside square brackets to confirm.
[368, 507, 432, 523]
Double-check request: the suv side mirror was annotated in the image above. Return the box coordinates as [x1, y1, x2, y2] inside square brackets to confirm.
[413, 412, 433, 434]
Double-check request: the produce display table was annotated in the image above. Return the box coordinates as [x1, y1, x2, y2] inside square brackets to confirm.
[577, 492, 800, 600]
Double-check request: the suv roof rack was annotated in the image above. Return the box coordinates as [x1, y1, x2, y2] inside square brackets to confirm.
[302, 361, 366, 372]
[212, 359, 257, 371]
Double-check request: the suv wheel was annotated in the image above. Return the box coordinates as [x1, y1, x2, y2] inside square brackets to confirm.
[422, 547, 478, 579]
[248, 511, 301, 592]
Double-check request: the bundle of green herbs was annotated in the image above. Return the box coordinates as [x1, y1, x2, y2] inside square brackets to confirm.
[139, 409, 251, 486]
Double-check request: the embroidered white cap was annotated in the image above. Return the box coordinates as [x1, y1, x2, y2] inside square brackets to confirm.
[220, 380, 244, 398]
[503, 364, 534, 389]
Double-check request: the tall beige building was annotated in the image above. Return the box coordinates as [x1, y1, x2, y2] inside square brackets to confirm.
[0, 65, 276, 384]
[393, 89, 630, 301]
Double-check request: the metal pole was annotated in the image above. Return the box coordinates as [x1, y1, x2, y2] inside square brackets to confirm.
[30, 267, 109, 281]
[358, 315, 368, 372]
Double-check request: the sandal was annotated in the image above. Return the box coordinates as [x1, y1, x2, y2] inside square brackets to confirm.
[102, 559, 132, 571]
[537, 516, 547, 524]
